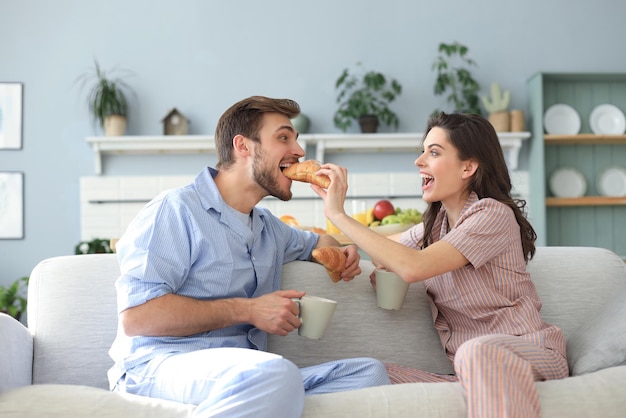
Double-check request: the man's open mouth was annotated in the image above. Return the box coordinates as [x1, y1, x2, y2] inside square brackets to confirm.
[280, 162, 297, 173]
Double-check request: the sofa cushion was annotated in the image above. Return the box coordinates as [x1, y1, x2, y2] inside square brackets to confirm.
[28, 254, 120, 389]
[269, 260, 455, 375]
[567, 285, 626, 375]
[0, 384, 194, 418]
[299, 366, 626, 418]
[525, 246, 626, 376]
[527, 246, 626, 344]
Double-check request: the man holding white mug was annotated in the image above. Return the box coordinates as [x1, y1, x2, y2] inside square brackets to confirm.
[108, 96, 389, 418]
[292, 295, 339, 339]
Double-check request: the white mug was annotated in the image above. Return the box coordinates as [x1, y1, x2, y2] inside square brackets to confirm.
[375, 269, 409, 310]
[292, 295, 338, 339]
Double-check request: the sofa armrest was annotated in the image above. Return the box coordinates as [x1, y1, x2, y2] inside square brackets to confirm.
[0, 313, 33, 393]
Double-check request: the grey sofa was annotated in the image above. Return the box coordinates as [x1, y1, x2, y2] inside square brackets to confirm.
[1, 246, 626, 417]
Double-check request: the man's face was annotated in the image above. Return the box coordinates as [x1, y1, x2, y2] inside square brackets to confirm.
[251, 112, 305, 201]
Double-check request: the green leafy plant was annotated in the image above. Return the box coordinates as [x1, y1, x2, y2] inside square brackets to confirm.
[0, 276, 29, 321]
[431, 42, 481, 117]
[75, 238, 114, 254]
[333, 62, 402, 132]
[75, 59, 134, 129]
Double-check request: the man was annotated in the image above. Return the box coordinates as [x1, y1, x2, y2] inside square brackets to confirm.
[108, 96, 390, 417]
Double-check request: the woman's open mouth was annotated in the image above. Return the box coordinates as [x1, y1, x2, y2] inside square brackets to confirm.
[421, 173, 434, 190]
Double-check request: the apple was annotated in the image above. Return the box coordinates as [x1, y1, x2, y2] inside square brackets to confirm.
[372, 199, 395, 221]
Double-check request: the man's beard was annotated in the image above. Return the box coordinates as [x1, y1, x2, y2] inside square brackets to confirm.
[252, 146, 292, 201]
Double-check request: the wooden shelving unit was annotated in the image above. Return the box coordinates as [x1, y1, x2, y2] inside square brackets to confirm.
[544, 135, 626, 208]
[527, 72, 626, 257]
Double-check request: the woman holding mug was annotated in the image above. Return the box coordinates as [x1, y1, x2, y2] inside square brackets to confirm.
[313, 112, 568, 418]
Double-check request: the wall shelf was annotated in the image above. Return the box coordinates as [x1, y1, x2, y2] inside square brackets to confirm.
[86, 132, 530, 175]
[546, 196, 626, 207]
[544, 134, 626, 145]
[85, 135, 215, 174]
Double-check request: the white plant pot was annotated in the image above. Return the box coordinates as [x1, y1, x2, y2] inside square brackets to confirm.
[104, 115, 127, 137]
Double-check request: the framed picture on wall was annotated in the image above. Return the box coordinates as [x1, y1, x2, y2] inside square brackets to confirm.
[0, 172, 24, 239]
[0, 82, 23, 150]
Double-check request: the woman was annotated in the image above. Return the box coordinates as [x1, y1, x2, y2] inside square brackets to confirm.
[314, 113, 568, 418]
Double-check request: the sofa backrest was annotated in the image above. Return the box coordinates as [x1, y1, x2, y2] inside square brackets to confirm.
[270, 246, 626, 374]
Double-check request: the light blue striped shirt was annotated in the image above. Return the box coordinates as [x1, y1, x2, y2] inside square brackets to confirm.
[108, 167, 319, 387]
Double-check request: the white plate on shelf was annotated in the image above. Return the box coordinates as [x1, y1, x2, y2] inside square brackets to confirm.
[598, 167, 626, 197]
[589, 104, 626, 135]
[549, 168, 587, 198]
[544, 104, 581, 135]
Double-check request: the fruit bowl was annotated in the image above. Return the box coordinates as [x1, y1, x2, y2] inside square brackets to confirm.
[370, 223, 415, 236]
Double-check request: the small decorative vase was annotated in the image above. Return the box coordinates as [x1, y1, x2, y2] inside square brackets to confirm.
[488, 111, 510, 132]
[104, 115, 127, 136]
[291, 113, 311, 133]
[510, 110, 525, 132]
[358, 114, 379, 133]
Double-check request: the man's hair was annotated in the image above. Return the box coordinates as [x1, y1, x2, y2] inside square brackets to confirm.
[214, 96, 301, 169]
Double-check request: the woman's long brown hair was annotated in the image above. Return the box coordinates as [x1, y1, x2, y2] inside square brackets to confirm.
[420, 112, 537, 262]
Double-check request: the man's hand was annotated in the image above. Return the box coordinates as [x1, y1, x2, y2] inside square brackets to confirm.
[316, 233, 362, 282]
[247, 289, 306, 336]
[339, 244, 361, 281]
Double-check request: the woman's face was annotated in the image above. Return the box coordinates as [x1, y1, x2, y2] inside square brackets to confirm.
[414, 127, 472, 207]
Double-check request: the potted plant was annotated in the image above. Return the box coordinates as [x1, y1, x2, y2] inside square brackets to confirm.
[75, 238, 114, 254]
[0, 276, 29, 321]
[333, 62, 402, 133]
[431, 42, 482, 117]
[76, 59, 134, 136]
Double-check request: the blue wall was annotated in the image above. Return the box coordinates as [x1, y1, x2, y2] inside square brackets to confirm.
[1, 0, 625, 284]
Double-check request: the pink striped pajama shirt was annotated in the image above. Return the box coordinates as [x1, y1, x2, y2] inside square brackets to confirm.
[388, 192, 568, 418]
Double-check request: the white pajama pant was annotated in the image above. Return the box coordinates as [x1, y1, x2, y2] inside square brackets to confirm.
[114, 347, 390, 418]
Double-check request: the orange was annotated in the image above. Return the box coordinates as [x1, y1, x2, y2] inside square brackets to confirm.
[325, 218, 341, 234]
[279, 215, 300, 226]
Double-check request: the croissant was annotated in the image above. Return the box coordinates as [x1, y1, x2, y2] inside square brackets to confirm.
[312, 247, 346, 283]
[283, 160, 330, 189]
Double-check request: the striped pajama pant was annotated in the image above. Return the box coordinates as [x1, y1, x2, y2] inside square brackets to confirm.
[385, 334, 569, 418]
